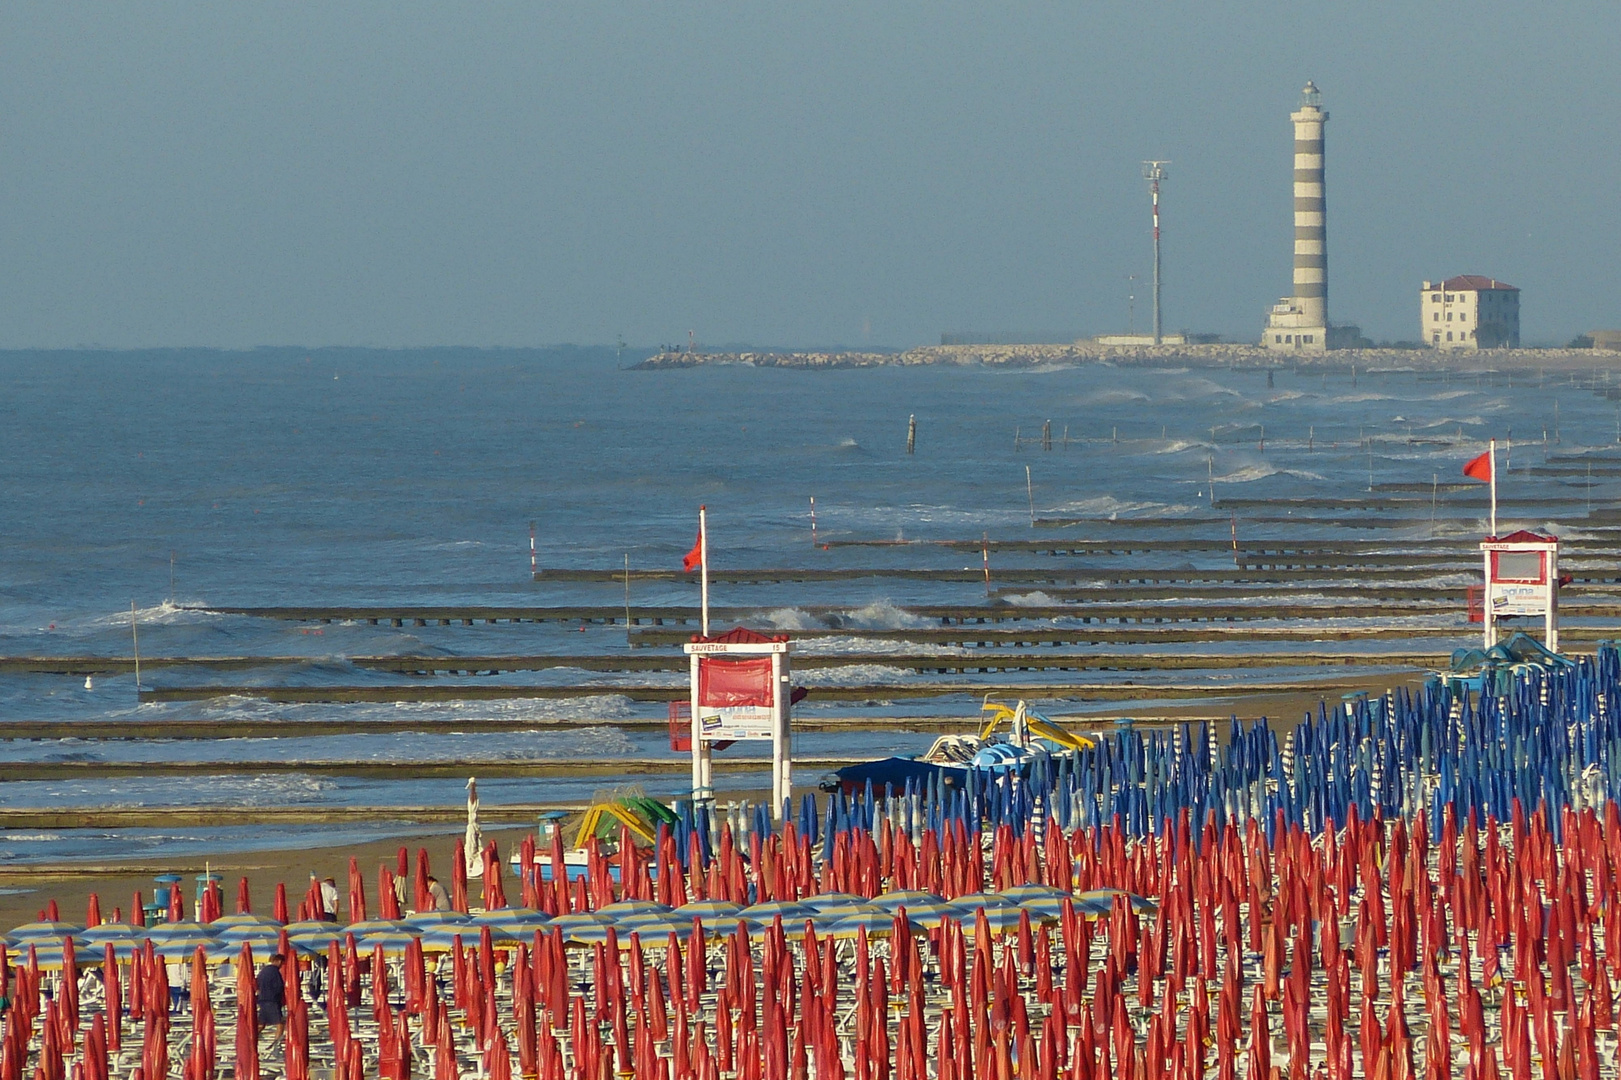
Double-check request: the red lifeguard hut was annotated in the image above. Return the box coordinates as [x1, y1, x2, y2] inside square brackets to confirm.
[1477, 530, 1560, 653]
[682, 627, 794, 819]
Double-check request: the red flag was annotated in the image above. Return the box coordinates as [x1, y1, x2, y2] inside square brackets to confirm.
[682, 531, 703, 573]
[1462, 450, 1492, 482]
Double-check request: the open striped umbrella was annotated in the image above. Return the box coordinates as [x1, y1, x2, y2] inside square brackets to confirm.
[994, 885, 1068, 924]
[414, 927, 475, 954]
[1075, 889, 1156, 917]
[213, 926, 284, 949]
[357, 929, 421, 956]
[80, 922, 141, 945]
[7, 920, 84, 943]
[20, 940, 138, 970]
[801, 893, 879, 917]
[550, 913, 613, 947]
[596, 900, 671, 921]
[827, 910, 925, 940]
[285, 923, 345, 950]
[343, 918, 408, 936]
[468, 908, 552, 933]
[403, 911, 469, 928]
[203, 937, 319, 964]
[152, 934, 222, 960]
[737, 901, 814, 931]
[956, 906, 1026, 936]
[948, 893, 1022, 917]
[143, 921, 217, 942]
[872, 891, 957, 922]
[209, 913, 283, 931]
[673, 900, 741, 922]
[618, 917, 691, 941]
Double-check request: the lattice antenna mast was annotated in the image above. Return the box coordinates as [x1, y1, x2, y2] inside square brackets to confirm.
[1142, 162, 1170, 345]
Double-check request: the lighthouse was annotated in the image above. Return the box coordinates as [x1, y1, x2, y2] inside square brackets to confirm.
[1263, 82, 1329, 351]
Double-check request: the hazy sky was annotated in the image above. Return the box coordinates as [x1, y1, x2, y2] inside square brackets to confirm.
[1, 3, 1616, 349]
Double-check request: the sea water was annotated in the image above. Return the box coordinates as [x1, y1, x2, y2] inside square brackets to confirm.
[1, 348, 1616, 862]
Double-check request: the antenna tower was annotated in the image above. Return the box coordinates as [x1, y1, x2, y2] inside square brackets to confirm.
[1142, 161, 1170, 345]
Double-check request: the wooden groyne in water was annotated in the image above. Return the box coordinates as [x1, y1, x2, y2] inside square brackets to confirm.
[136, 673, 1419, 706]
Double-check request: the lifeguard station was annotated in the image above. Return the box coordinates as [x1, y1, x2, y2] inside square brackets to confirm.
[682, 627, 794, 819]
[1476, 530, 1560, 652]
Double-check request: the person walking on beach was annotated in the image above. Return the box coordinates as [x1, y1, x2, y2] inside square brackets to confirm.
[426, 875, 451, 912]
[256, 953, 287, 1051]
[319, 877, 339, 921]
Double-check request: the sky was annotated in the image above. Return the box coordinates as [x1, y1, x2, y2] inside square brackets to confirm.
[0, 3, 1616, 350]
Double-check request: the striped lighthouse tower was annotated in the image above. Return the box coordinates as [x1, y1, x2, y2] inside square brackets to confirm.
[1263, 82, 1330, 351]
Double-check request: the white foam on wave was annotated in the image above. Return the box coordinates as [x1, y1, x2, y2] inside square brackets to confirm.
[1147, 439, 1210, 455]
[792, 635, 968, 657]
[1211, 464, 1326, 484]
[1002, 591, 1060, 607]
[760, 608, 828, 632]
[798, 665, 914, 687]
[1046, 495, 1198, 518]
[843, 602, 933, 630]
[1074, 388, 1149, 406]
[78, 601, 217, 630]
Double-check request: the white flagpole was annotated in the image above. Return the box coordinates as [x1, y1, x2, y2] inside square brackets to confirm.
[699, 504, 710, 637]
[1489, 438, 1497, 538]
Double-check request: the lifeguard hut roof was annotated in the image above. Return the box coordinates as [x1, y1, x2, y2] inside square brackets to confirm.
[1489, 529, 1557, 544]
[688, 626, 790, 645]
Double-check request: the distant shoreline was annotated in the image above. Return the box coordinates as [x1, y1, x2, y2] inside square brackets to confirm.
[636, 342, 1619, 371]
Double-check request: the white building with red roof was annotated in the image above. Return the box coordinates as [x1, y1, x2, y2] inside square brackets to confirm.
[1421, 275, 1520, 350]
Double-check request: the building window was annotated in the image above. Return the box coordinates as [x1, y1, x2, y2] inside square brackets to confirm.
[1447, 332, 1453, 341]
[1447, 313, 1453, 321]
[1433, 333, 1441, 343]
[1432, 294, 1441, 301]
[1445, 295, 1453, 301]
[1303, 335, 1313, 344]
[1433, 313, 1440, 321]
[1274, 335, 1282, 343]
[1285, 335, 1293, 343]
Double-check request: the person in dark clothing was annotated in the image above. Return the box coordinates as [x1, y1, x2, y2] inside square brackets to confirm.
[256, 954, 287, 1050]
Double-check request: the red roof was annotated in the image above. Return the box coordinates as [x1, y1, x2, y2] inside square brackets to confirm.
[1490, 529, 1557, 544]
[1438, 275, 1518, 292]
[689, 626, 790, 645]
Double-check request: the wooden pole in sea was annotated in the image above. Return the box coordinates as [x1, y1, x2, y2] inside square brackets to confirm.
[906, 415, 916, 455]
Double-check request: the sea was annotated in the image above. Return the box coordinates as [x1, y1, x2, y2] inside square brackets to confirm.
[2, 347, 1617, 865]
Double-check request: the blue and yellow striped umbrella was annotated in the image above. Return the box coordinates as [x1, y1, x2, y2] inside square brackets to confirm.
[737, 901, 814, 933]
[414, 927, 475, 953]
[873, 891, 957, 923]
[151, 934, 222, 960]
[7, 921, 84, 944]
[826, 910, 925, 940]
[672, 900, 741, 922]
[209, 914, 283, 931]
[469, 908, 552, 933]
[357, 929, 422, 956]
[404, 911, 470, 928]
[81, 923, 141, 945]
[553, 913, 615, 947]
[801, 893, 871, 913]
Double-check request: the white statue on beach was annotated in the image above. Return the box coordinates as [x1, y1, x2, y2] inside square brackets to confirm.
[464, 776, 485, 878]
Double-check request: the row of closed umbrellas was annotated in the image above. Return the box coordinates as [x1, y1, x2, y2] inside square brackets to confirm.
[4, 886, 1151, 969]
